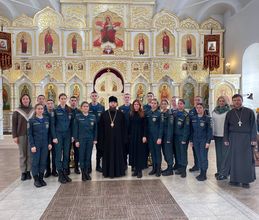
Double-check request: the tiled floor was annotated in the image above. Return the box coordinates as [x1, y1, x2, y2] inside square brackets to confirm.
[0, 135, 259, 220]
[40, 180, 188, 220]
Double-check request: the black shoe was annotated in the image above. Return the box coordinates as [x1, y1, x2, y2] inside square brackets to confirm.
[189, 166, 199, 172]
[173, 165, 178, 170]
[175, 169, 182, 175]
[81, 169, 86, 181]
[33, 175, 42, 188]
[74, 166, 81, 175]
[64, 169, 70, 175]
[132, 171, 138, 177]
[96, 166, 102, 173]
[131, 167, 135, 172]
[39, 173, 47, 186]
[85, 171, 91, 180]
[26, 171, 32, 180]
[217, 175, 227, 180]
[162, 169, 174, 176]
[148, 166, 156, 175]
[58, 171, 67, 184]
[196, 171, 207, 181]
[214, 173, 219, 178]
[242, 183, 250, 189]
[137, 171, 142, 178]
[155, 166, 161, 177]
[63, 172, 72, 182]
[44, 171, 51, 178]
[181, 170, 187, 178]
[52, 170, 58, 177]
[21, 172, 27, 181]
[229, 181, 240, 187]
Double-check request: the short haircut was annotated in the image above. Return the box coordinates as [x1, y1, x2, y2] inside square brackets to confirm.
[47, 99, 54, 102]
[161, 99, 169, 104]
[124, 93, 130, 96]
[196, 103, 204, 108]
[91, 91, 98, 95]
[147, 92, 154, 96]
[58, 93, 67, 99]
[70, 96, 77, 100]
[232, 94, 243, 101]
[37, 94, 45, 98]
[34, 103, 44, 110]
[80, 101, 89, 108]
[178, 99, 185, 105]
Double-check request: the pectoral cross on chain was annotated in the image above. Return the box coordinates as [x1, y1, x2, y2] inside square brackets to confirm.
[238, 120, 242, 127]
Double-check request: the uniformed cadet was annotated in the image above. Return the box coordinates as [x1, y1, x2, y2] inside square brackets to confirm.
[143, 92, 154, 113]
[51, 93, 73, 184]
[28, 103, 52, 187]
[37, 94, 48, 114]
[173, 99, 190, 178]
[170, 96, 178, 114]
[118, 93, 131, 169]
[190, 103, 212, 181]
[74, 102, 97, 181]
[160, 99, 174, 176]
[89, 91, 105, 172]
[143, 92, 154, 167]
[189, 96, 209, 172]
[70, 96, 81, 175]
[144, 98, 163, 177]
[44, 99, 58, 178]
[170, 96, 178, 170]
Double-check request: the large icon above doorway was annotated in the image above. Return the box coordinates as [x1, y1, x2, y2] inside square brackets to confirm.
[94, 68, 124, 107]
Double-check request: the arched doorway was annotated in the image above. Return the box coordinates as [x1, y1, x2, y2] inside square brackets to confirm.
[93, 68, 124, 107]
[242, 43, 259, 109]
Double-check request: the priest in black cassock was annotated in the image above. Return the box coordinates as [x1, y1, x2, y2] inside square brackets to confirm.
[99, 96, 126, 178]
[224, 94, 257, 188]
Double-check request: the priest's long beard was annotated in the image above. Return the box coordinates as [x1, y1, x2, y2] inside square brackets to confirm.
[109, 107, 117, 112]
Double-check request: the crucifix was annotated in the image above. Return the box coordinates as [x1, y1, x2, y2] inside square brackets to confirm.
[238, 120, 242, 127]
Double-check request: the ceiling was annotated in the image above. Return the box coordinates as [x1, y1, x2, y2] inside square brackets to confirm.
[0, 0, 254, 24]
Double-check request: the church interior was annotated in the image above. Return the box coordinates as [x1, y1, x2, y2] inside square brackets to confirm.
[0, 0, 259, 219]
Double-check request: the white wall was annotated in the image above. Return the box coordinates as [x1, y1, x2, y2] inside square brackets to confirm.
[242, 43, 259, 109]
[224, 0, 259, 108]
[224, 0, 259, 76]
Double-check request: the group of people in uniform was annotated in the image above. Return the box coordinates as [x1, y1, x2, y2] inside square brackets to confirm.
[12, 91, 256, 189]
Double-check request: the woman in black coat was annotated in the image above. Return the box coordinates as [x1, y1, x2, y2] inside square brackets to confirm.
[128, 99, 147, 178]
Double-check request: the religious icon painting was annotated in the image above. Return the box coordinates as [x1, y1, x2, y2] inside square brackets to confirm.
[134, 33, 149, 56]
[45, 83, 57, 103]
[70, 83, 81, 101]
[134, 83, 146, 102]
[159, 83, 171, 102]
[92, 11, 124, 54]
[14, 63, 20, 70]
[0, 39, 7, 50]
[208, 41, 216, 52]
[78, 63, 83, 70]
[193, 64, 198, 71]
[16, 32, 32, 55]
[182, 63, 188, 71]
[183, 83, 194, 109]
[181, 34, 196, 56]
[156, 30, 175, 56]
[67, 63, 73, 70]
[67, 33, 82, 56]
[26, 62, 31, 70]
[19, 83, 31, 97]
[2, 83, 11, 110]
[39, 28, 59, 55]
